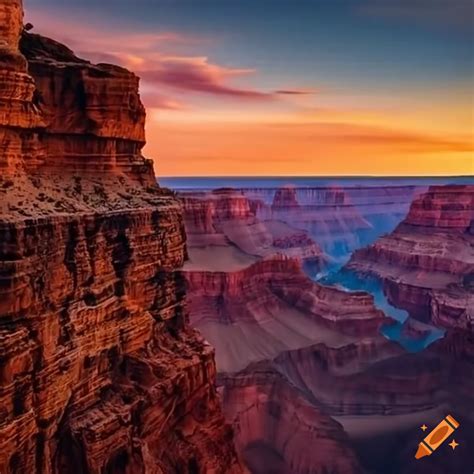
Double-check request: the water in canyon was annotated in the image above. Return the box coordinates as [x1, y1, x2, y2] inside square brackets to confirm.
[166, 176, 452, 351]
[319, 269, 445, 352]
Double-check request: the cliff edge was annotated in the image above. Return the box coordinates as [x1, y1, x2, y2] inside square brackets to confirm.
[0, 1, 242, 473]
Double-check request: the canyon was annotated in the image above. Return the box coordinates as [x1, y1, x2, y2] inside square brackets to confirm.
[238, 184, 423, 262]
[347, 185, 474, 330]
[1, 1, 472, 473]
[181, 189, 325, 274]
[0, 2, 242, 472]
[180, 182, 473, 473]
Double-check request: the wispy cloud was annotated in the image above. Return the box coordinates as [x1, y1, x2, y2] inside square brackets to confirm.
[26, 6, 314, 106]
[139, 57, 272, 99]
[274, 89, 317, 96]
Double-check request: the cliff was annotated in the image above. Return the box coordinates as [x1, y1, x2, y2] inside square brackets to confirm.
[219, 367, 363, 474]
[242, 184, 422, 260]
[0, 0, 44, 174]
[347, 185, 474, 330]
[18, 31, 154, 182]
[0, 3, 242, 473]
[183, 255, 387, 372]
[180, 189, 325, 273]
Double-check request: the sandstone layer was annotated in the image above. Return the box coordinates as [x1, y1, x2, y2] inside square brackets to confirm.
[180, 188, 325, 273]
[347, 185, 474, 330]
[0, 5, 242, 473]
[242, 185, 422, 261]
[219, 367, 363, 474]
[184, 255, 387, 373]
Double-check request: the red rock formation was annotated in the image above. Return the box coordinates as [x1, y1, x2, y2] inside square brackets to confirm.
[219, 367, 363, 474]
[271, 185, 300, 209]
[17, 32, 155, 183]
[180, 190, 325, 271]
[0, 5, 243, 473]
[347, 185, 474, 329]
[183, 255, 387, 372]
[273, 340, 440, 417]
[403, 185, 473, 230]
[0, 0, 44, 173]
[264, 186, 372, 257]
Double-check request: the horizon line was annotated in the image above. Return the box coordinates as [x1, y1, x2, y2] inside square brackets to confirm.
[157, 174, 474, 179]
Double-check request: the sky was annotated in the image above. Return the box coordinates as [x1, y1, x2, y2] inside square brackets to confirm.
[25, 0, 473, 176]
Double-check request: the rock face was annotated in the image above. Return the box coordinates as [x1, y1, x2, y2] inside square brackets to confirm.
[347, 185, 474, 330]
[219, 367, 363, 474]
[0, 5, 242, 473]
[180, 189, 325, 272]
[184, 255, 387, 373]
[18, 32, 154, 182]
[257, 186, 372, 259]
[0, 0, 44, 173]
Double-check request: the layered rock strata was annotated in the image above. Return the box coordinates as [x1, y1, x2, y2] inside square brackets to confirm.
[0, 0, 44, 173]
[219, 367, 363, 474]
[18, 32, 154, 182]
[180, 189, 325, 272]
[0, 4, 242, 473]
[184, 255, 387, 371]
[347, 185, 474, 329]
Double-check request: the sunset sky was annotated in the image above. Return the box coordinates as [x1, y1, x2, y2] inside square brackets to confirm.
[25, 0, 473, 176]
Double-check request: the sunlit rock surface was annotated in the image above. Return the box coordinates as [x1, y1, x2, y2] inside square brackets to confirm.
[0, 4, 243, 472]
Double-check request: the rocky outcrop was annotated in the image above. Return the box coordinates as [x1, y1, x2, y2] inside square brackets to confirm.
[347, 185, 474, 329]
[256, 186, 372, 259]
[0, 4, 242, 473]
[17, 32, 155, 182]
[219, 367, 363, 474]
[0, 0, 44, 173]
[180, 189, 325, 272]
[183, 255, 387, 372]
[403, 185, 473, 230]
[271, 186, 301, 209]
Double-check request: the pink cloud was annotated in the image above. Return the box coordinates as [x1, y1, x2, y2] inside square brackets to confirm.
[139, 57, 273, 99]
[140, 93, 188, 110]
[25, 6, 317, 104]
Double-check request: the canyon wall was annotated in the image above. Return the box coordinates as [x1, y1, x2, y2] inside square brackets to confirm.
[219, 367, 363, 474]
[0, 4, 242, 473]
[240, 184, 422, 260]
[180, 189, 325, 273]
[348, 185, 474, 330]
[184, 255, 387, 373]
